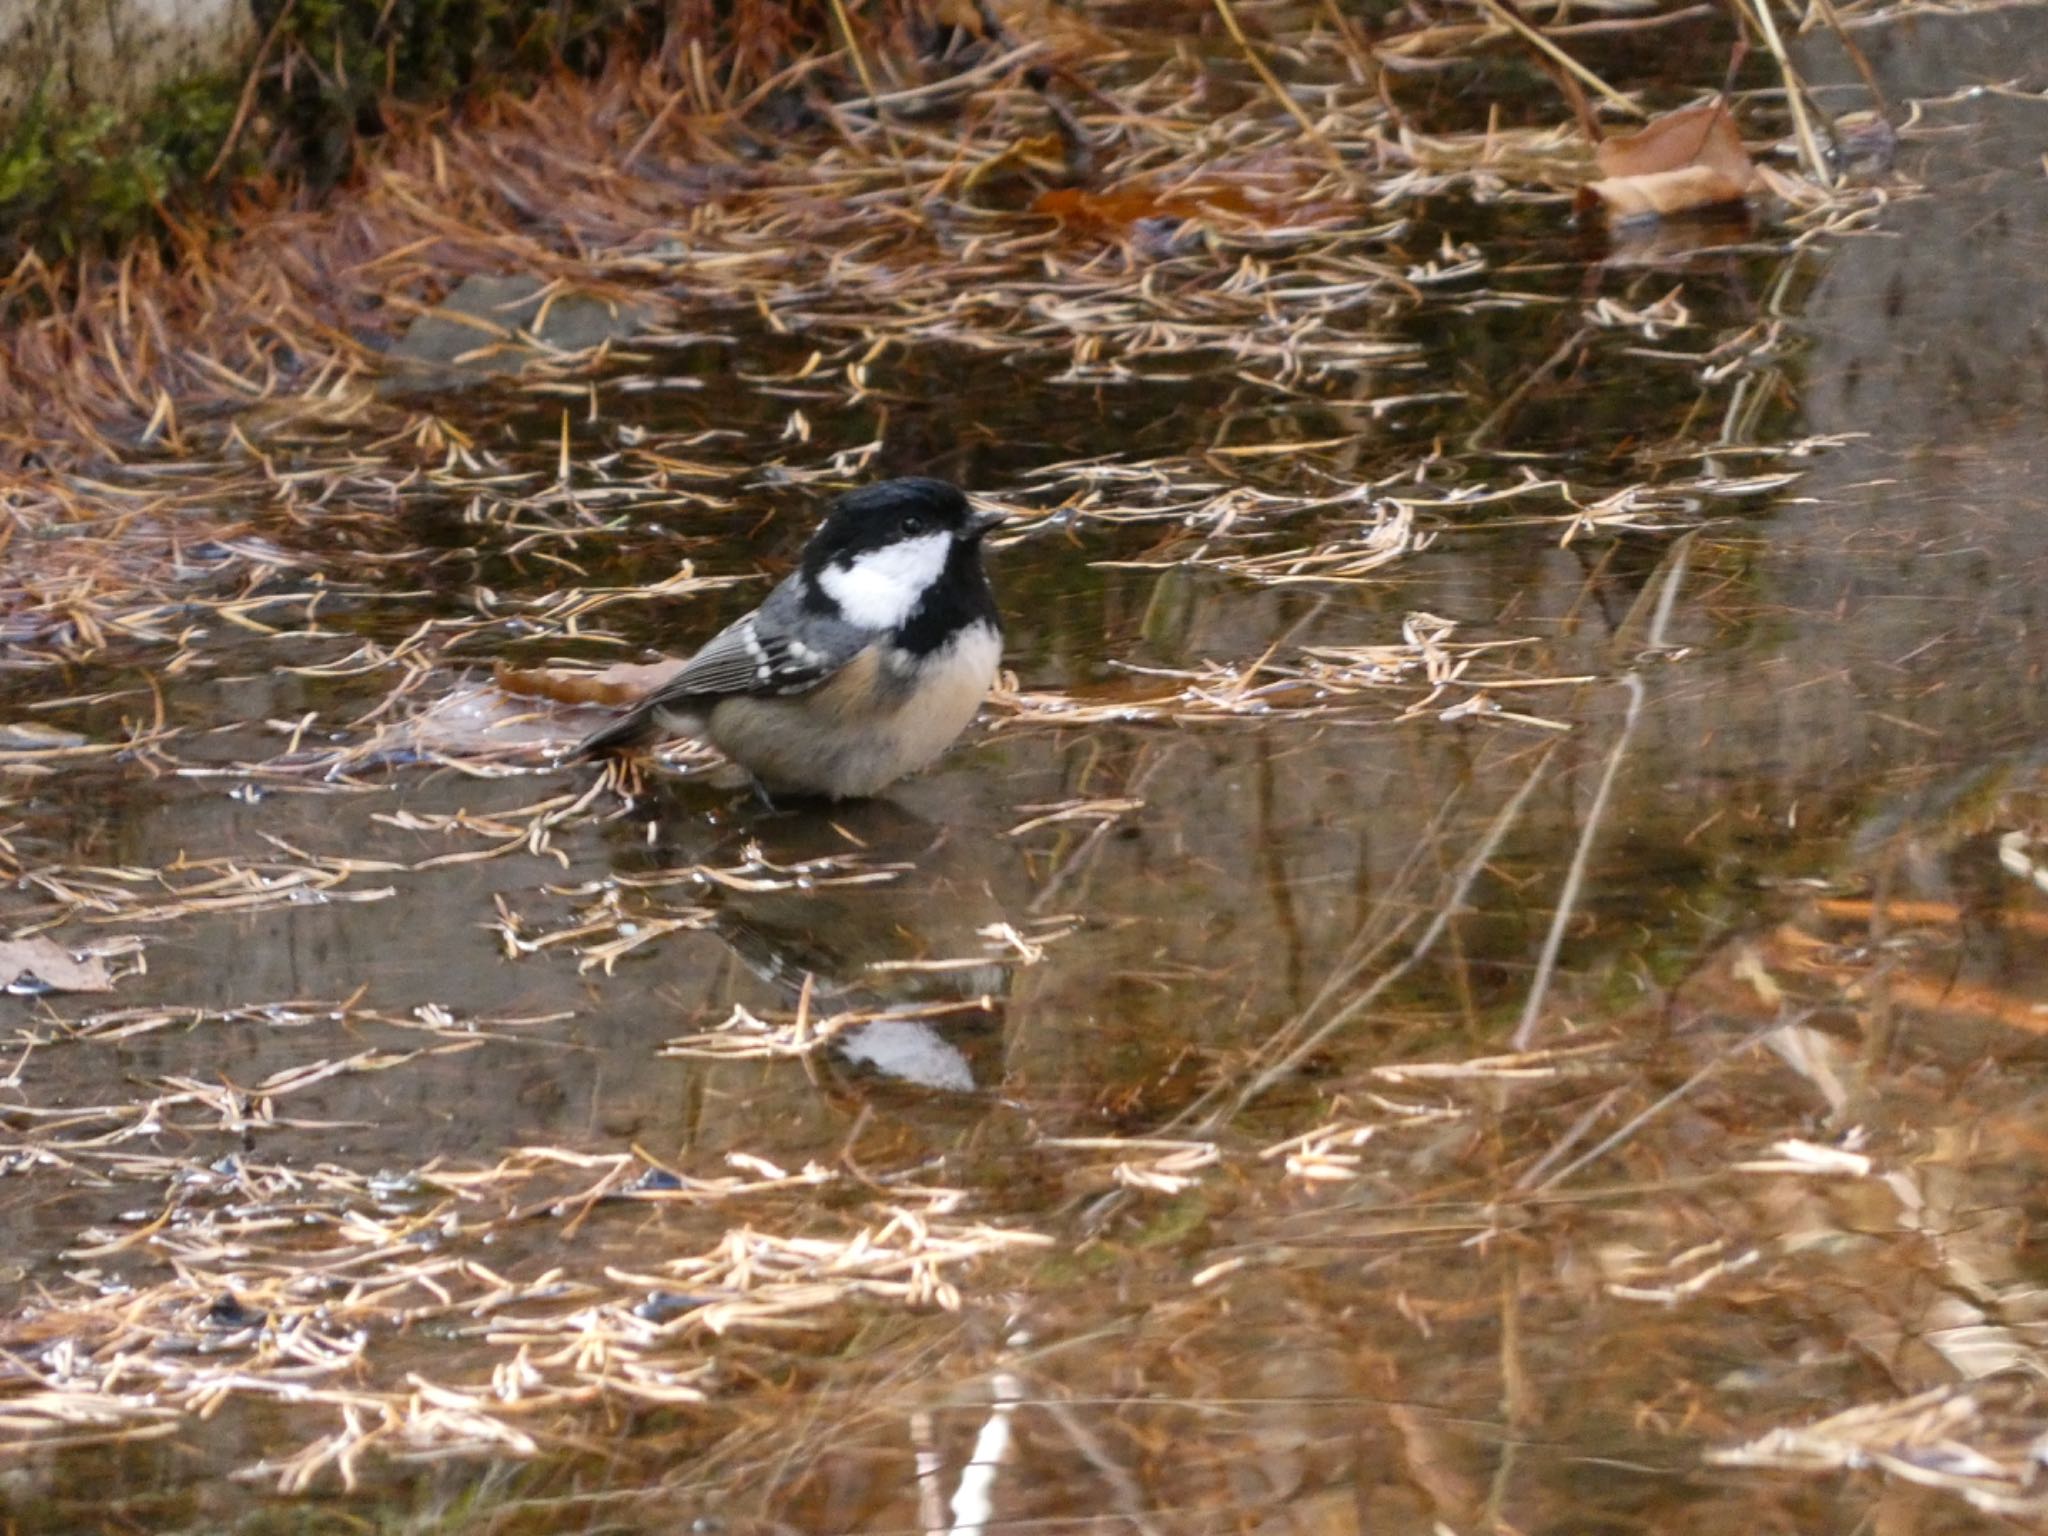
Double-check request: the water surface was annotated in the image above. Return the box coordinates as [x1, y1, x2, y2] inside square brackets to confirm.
[6, 11, 2048, 1533]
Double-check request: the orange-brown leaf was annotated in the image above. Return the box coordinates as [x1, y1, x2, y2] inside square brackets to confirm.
[493, 657, 687, 708]
[1577, 100, 1758, 224]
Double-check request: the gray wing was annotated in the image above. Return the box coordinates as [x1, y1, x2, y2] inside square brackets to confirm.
[574, 580, 868, 757]
[647, 580, 868, 705]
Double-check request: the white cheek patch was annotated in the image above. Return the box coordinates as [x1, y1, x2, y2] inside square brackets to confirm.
[818, 532, 951, 629]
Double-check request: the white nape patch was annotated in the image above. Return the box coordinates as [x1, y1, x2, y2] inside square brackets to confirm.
[817, 532, 951, 630]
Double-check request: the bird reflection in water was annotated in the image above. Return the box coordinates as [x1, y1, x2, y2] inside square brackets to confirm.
[630, 784, 1014, 1095]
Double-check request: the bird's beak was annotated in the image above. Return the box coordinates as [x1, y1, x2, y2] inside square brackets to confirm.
[967, 502, 1008, 538]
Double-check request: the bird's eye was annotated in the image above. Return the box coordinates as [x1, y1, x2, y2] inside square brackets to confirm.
[901, 515, 927, 536]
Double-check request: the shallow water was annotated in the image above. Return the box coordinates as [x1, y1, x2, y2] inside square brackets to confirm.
[8, 10, 2048, 1534]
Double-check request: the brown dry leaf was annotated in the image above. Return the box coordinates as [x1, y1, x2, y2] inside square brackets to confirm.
[967, 134, 1074, 190]
[1817, 895, 2048, 940]
[1033, 179, 1319, 234]
[1576, 100, 1758, 224]
[1863, 972, 2048, 1038]
[932, 0, 1117, 56]
[1033, 184, 1203, 228]
[987, 0, 1118, 56]
[493, 657, 687, 708]
[0, 936, 117, 994]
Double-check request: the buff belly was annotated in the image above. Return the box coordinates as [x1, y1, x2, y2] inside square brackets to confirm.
[700, 625, 1001, 798]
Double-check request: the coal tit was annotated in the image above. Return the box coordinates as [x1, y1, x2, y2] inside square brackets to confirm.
[574, 476, 1004, 799]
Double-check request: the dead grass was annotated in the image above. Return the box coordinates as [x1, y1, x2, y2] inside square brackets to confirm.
[0, 0, 1997, 1522]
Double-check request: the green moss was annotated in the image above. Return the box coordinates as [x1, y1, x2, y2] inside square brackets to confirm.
[0, 72, 246, 261]
[0, 0, 914, 271]
[0, 0, 668, 264]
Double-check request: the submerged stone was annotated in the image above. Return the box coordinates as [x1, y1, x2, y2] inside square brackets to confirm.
[380, 273, 661, 390]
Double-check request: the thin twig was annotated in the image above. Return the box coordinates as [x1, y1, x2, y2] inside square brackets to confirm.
[1212, 0, 1355, 183]
[1222, 747, 1555, 1119]
[1527, 1021, 1787, 1191]
[205, 0, 299, 181]
[1471, 0, 1645, 120]
[1511, 671, 1645, 1051]
[1731, 0, 1834, 187]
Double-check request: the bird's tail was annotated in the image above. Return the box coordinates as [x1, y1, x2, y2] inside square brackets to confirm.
[571, 702, 661, 759]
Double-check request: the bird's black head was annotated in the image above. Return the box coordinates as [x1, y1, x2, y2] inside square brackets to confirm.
[800, 477, 979, 575]
[796, 477, 1001, 646]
